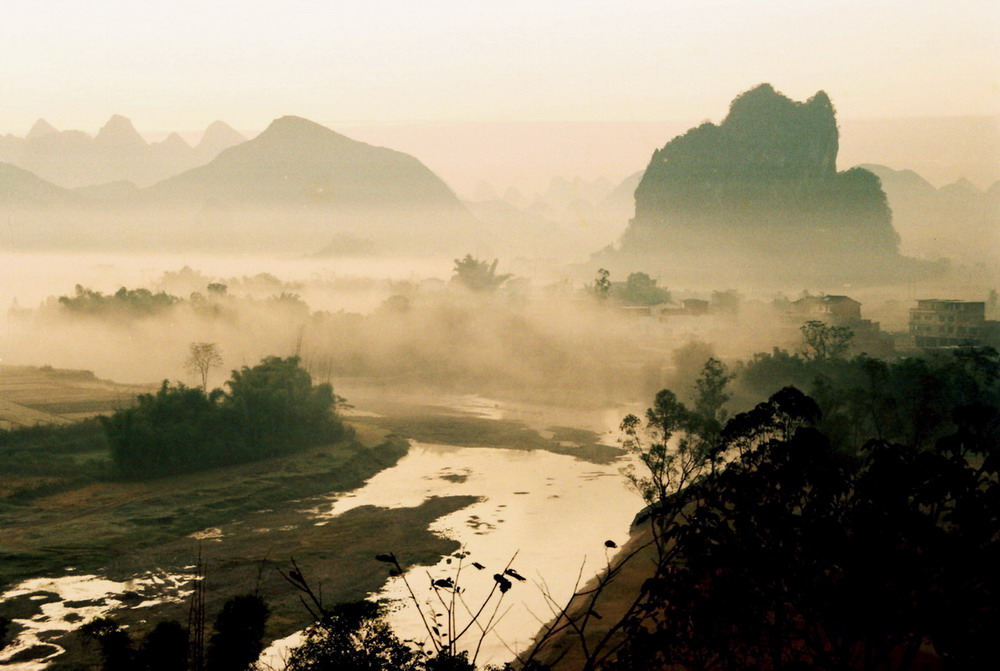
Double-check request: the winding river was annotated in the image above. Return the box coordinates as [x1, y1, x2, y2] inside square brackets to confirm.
[2, 397, 643, 669]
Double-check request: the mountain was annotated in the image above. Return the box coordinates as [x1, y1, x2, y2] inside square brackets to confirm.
[75, 179, 140, 202]
[0, 162, 87, 206]
[194, 121, 246, 161]
[25, 119, 58, 141]
[94, 115, 147, 154]
[144, 115, 465, 211]
[0, 117, 246, 189]
[601, 170, 643, 213]
[0, 116, 477, 254]
[613, 84, 910, 282]
[860, 163, 999, 263]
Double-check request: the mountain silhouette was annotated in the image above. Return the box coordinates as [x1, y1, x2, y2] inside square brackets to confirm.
[195, 121, 246, 160]
[860, 163, 999, 263]
[611, 84, 912, 282]
[144, 115, 465, 210]
[25, 119, 58, 141]
[94, 115, 148, 153]
[0, 117, 246, 188]
[0, 162, 87, 206]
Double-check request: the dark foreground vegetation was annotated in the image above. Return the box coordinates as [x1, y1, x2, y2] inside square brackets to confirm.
[522, 347, 999, 671]
[102, 356, 347, 478]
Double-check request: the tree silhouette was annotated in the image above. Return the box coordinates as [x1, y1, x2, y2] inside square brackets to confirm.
[451, 254, 512, 292]
[799, 319, 853, 362]
[592, 268, 611, 300]
[205, 594, 269, 671]
[603, 386, 998, 670]
[185, 342, 223, 391]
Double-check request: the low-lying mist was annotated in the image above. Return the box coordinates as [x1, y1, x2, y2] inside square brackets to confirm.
[3, 250, 996, 413]
[0, 253, 791, 405]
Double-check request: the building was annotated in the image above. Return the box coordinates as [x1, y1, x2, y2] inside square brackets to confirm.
[791, 295, 862, 326]
[783, 294, 893, 356]
[909, 299, 1000, 348]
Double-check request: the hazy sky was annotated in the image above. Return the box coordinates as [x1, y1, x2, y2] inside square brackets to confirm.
[2, 0, 997, 134]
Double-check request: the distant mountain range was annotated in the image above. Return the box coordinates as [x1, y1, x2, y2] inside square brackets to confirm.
[0, 107, 994, 266]
[858, 163, 999, 263]
[0, 117, 245, 189]
[0, 115, 472, 253]
[0, 116, 464, 211]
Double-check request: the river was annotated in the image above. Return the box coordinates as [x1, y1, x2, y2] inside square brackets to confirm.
[260, 440, 641, 669]
[1, 396, 643, 669]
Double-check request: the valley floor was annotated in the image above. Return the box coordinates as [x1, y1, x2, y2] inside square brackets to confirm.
[0, 368, 637, 669]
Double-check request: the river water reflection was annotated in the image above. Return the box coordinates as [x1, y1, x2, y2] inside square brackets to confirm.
[262, 441, 642, 668]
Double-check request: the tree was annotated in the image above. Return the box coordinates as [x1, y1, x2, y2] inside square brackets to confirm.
[285, 601, 422, 671]
[451, 255, 512, 292]
[688, 357, 735, 457]
[620, 389, 705, 506]
[602, 386, 998, 671]
[592, 268, 611, 300]
[799, 319, 853, 362]
[224, 356, 344, 455]
[205, 594, 270, 671]
[80, 618, 134, 671]
[137, 621, 188, 671]
[185, 342, 223, 391]
[710, 289, 740, 314]
[101, 356, 346, 478]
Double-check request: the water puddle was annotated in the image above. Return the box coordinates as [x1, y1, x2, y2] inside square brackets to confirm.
[0, 571, 192, 669]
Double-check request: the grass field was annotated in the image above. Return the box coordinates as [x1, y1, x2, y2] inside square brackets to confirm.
[0, 365, 153, 430]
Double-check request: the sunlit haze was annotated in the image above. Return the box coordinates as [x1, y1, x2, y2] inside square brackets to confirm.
[1, 2, 999, 670]
[2, 0, 997, 132]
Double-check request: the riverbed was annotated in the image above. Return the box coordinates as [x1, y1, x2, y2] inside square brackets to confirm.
[1, 394, 643, 669]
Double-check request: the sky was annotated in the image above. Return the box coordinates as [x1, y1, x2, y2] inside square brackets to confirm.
[1, 0, 997, 135]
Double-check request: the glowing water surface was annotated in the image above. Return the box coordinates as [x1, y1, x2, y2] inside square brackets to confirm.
[261, 441, 641, 669]
[0, 571, 192, 669]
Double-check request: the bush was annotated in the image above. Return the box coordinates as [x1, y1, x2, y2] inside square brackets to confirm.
[101, 357, 346, 478]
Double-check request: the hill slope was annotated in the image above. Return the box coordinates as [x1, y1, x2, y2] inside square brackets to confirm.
[144, 116, 465, 212]
[0, 163, 87, 207]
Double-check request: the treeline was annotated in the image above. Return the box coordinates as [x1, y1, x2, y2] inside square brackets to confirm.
[101, 357, 347, 478]
[733, 338, 1000, 451]
[55, 282, 308, 319]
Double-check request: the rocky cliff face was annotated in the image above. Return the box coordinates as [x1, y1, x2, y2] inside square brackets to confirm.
[621, 84, 900, 264]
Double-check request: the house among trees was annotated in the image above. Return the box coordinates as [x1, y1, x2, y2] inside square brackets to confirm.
[780, 294, 893, 356]
[660, 298, 711, 317]
[909, 299, 1000, 348]
[792, 295, 861, 324]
